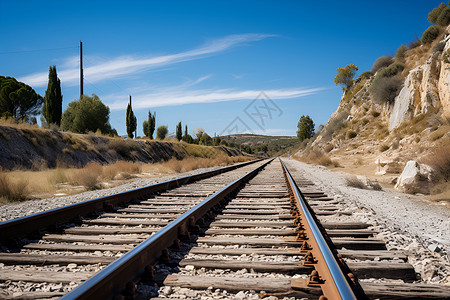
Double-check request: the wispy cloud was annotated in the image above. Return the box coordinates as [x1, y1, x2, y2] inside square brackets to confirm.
[104, 77, 323, 110]
[18, 34, 275, 87]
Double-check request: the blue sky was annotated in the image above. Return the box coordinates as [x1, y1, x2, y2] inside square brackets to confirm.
[1, 1, 442, 136]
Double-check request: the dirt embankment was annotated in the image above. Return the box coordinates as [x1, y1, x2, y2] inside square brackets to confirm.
[0, 125, 246, 170]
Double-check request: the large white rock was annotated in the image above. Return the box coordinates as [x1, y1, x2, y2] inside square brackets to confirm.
[395, 161, 433, 194]
[389, 29, 449, 130]
[439, 32, 450, 119]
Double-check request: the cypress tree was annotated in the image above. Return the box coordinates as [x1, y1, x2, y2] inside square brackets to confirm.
[126, 103, 137, 138]
[176, 121, 182, 141]
[148, 111, 156, 139]
[43, 66, 62, 126]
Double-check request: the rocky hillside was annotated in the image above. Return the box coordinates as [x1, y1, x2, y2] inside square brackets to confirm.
[0, 124, 246, 170]
[298, 25, 450, 196]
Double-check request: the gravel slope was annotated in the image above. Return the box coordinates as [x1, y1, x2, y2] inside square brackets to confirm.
[284, 158, 450, 284]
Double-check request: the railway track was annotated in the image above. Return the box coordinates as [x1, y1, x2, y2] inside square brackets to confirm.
[0, 159, 268, 299]
[1, 158, 449, 299]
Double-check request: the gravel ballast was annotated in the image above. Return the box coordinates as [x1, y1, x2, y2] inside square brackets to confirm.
[285, 159, 450, 285]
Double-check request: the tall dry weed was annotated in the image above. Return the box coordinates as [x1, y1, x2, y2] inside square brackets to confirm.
[67, 162, 103, 190]
[422, 140, 450, 182]
[156, 156, 252, 174]
[0, 168, 29, 202]
[103, 161, 142, 180]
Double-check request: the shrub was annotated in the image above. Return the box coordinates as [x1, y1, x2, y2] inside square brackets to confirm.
[396, 44, 408, 62]
[0, 168, 29, 202]
[436, 6, 450, 26]
[67, 162, 102, 190]
[408, 38, 422, 49]
[103, 161, 142, 180]
[322, 110, 349, 140]
[380, 144, 390, 152]
[345, 176, 366, 189]
[378, 63, 404, 78]
[421, 25, 440, 44]
[156, 125, 168, 140]
[347, 131, 357, 139]
[109, 138, 135, 157]
[370, 76, 403, 104]
[371, 56, 394, 73]
[357, 71, 373, 81]
[421, 141, 450, 182]
[428, 3, 447, 24]
[433, 40, 446, 53]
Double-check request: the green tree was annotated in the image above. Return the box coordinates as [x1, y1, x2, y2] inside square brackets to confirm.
[0, 76, 43, 120]
[61, 94, 114, 134]
[146, 111, 156, 139]
[200, 132, 212, 145]
[428, 3, 447, 24]
[297, 115, 315, 141]
[182, 124, 193, 143]
[43, 66, 62, 126]
[143, 120, 149, 137]
[176, 121, 182, 141]
[334, 64, 358, 92]
[126, 103, 137, 138]
[143, 111, 155, 138]
[156, 125, 168, 140]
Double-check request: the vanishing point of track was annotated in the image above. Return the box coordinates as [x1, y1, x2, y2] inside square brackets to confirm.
[0, 158, 449, 299]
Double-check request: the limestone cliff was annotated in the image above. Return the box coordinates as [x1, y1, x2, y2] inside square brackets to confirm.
[298, 26, 449, 193]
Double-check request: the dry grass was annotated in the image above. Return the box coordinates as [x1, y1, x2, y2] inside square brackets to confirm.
[149, 156, 253, 174]
[0, 168, 29, 202]
[422, 139, 450, 183]
[345, 175, 367, 189]
[67, 162, 103, 190]
[429, 125, 450, 141]
[294, 150, 340, 167]
[103, 161, 142, 180]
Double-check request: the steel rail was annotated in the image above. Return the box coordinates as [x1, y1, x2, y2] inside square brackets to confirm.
[0, 159, 262, 243]
[61, 158, 273, 299]
[280, 159, 357, 300]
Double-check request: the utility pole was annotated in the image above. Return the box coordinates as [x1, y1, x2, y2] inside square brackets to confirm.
[80, 41, 83, 98]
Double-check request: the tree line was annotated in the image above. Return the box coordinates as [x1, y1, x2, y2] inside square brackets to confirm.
[0, 67, 250, 149]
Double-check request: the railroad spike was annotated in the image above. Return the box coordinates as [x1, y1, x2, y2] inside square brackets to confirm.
[308, 270, 324, 285]
[303, 251, 317, 265]
[300, 241, 311, 250]
[296, 231, 308, 240]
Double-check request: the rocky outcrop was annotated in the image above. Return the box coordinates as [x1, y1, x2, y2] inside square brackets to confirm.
[395, 161, 434, 194]
[439, 32, 450, 119]
[389, 30, 449, 130]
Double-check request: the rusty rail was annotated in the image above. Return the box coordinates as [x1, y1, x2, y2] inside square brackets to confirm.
[61, 158, 273, 299]
[280, 159, 357, 300]
[0, 159, 262, 243]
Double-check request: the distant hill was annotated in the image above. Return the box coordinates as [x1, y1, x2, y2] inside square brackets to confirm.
[220, 134, 298, 156]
